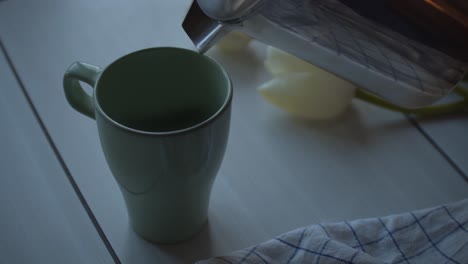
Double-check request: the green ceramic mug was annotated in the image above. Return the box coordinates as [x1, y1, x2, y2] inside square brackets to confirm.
[63, 47, 232, 243]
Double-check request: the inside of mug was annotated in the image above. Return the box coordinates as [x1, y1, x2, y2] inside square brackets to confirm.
[96, 48, 231, 133]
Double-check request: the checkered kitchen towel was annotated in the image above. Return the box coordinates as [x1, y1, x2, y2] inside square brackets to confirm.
[199, 199, 468, 264]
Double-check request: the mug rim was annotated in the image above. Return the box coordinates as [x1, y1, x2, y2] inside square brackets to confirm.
[93, 47, 233, 136]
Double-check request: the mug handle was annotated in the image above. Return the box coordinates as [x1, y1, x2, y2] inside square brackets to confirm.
[63, 62, 102, 119]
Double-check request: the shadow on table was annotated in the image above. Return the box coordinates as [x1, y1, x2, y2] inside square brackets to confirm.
[269, 102, 461, 146]
[264, 105, 376, 147]
[413, 111, 468, 124]
[157, 222, 215, 263]
[121, 221, 215, 263]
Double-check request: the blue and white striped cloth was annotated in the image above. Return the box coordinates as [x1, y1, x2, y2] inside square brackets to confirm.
[199, 199, 468, 264]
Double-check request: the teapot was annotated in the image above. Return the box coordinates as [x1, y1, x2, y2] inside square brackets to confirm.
[182, 0, 468, 108]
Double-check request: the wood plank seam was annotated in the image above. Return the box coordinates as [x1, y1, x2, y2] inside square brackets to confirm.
[407, 115, 468, 184]
[0, 38, 122, 264]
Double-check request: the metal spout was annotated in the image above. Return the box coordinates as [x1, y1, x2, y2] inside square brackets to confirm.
[182, 1, 232, 54]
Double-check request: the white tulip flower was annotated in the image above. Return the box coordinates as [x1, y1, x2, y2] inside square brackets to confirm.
[216, 31, 252, 52]
[259, 47, 356, 119]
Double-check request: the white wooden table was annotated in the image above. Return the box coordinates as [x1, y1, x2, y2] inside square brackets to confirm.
[0, 1, 466, 263]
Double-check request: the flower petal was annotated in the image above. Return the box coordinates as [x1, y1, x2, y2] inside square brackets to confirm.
[264, 46, 320, 75]
[258, 72, 356, 119]
[216, 31, 252, 52]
